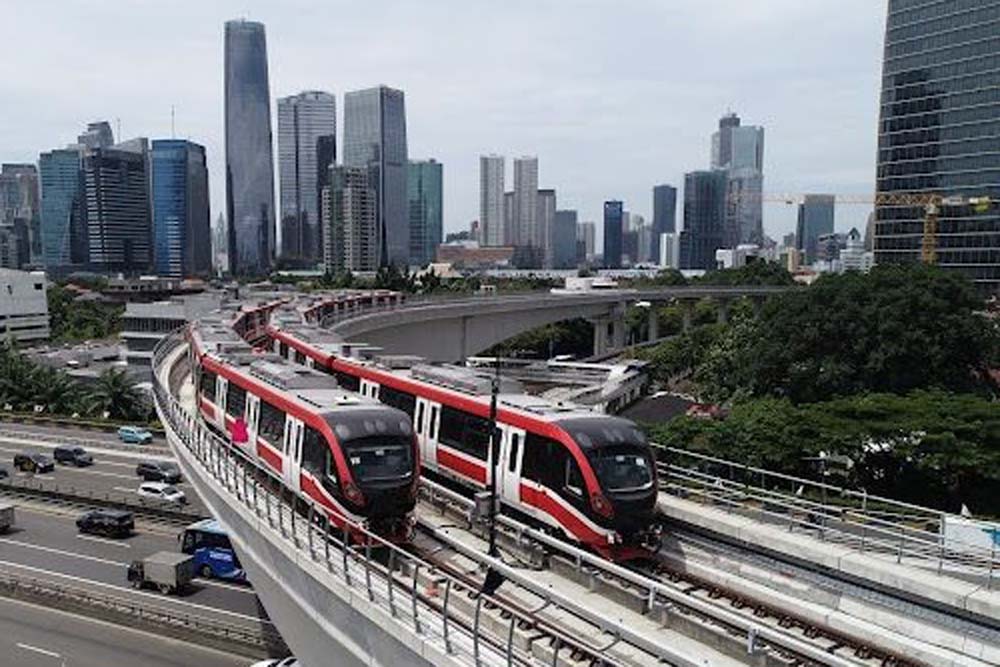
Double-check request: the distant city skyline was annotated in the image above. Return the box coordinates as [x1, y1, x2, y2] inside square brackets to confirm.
[0, 2, 885, 251]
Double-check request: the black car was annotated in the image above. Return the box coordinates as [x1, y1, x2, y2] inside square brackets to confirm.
[136, 460, 181, 484]
[53, 446, 94, 467]
[77, 509, 134, 538]
[13, 453, 54, 474]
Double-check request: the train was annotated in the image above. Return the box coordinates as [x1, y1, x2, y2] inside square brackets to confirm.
[186, 317, 420, 542]
[263, 318, 660, 560]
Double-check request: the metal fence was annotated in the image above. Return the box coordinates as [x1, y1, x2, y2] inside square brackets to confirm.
[151, 332, 637, 667]
[655, 445, 1000, 585]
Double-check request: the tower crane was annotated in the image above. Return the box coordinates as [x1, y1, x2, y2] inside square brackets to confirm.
[730, 192, 994, 264]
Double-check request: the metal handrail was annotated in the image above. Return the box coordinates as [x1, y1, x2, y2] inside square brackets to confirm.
[151, 332, 635, 667]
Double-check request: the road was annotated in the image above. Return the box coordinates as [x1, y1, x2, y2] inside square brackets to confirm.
[0, 596, 254, 667]
[0, 420, 168, 448]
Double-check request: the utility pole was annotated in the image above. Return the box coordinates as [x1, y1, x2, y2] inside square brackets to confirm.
[482, 355, 504, 595]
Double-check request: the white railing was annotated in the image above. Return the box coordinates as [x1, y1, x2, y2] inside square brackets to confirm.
[151, 332, 637, 667]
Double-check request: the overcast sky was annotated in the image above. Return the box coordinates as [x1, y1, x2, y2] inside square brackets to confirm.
[0, 1, 886, 243]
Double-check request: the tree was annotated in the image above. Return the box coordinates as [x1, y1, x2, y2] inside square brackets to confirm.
[84, 368, 149, 422]
[47, 284, 124, 342]
[696, 261, 795, 286]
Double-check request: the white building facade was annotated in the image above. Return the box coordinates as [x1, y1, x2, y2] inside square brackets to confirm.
[0, 269, 49, 343]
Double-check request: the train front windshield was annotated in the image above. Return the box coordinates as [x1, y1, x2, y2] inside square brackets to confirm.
[344, 436, 414, 483]
[590, 448, 653, 492]
[566, 419, 655, 494]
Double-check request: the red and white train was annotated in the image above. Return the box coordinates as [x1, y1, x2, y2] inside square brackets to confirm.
[264, 320, 659, 560]
[187, 318, 419, 542]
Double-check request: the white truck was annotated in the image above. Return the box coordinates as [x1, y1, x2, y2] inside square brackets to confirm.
[127, 551, 194, 595]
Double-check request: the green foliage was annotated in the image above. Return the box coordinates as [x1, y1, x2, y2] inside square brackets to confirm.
[84, 367, 151, 422]
[47, 284, 124, 342]
[636, 323, 725, 383]
[696, 261, 796, 286]
[485, 318, 593, 359]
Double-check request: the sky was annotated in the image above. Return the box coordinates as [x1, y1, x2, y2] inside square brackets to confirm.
[0, 0, 887, 245]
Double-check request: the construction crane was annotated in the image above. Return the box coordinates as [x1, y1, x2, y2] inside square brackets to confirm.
[731, 192, 994, 264]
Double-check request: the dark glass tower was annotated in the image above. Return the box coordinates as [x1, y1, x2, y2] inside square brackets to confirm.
[679, 170, 727, 270]
[877, 0, 1000, 292]
[652, 184, 677, 236]
[39, 148, 85, 271]
[152, 140, 211, 277]
[225, 19, 276, 276]
[83, 145, 152, 275]
[603, 200, 624, 269]
[407, 159, 442, 267]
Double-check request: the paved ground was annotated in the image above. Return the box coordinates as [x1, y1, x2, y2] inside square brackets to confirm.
[0, 596, 254, 667]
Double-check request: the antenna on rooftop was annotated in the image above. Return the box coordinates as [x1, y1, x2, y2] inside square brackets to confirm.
[171, 105, 176, 139]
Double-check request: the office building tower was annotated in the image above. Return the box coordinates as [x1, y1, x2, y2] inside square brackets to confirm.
[658, 233, 681, 269]
[277, 90, 336, 265]
[82, 143, 152, 274]
[212, 213, 227, 273]
[407, 159, 443, 266]
[503, 191, 515, 244]
[343, 85, 408, 267]
[710, 112, 765, 247]
[652, 184, 677, 235]
[322, 166, 378, 274]
[1, 164, 41, 263]
[876, 0, 1000, 291]
[479, 155, 505, 246]
[711, 113, 764, 171]
[578, 221, 596, 261]
[711, 112, 742, 169]
[603, 201, 624, 269]
[38, 148, 85, 271]
[552, 210, 578, 269]
[680, 170, 727, 270]
[224, 19, 276, 276]
[796, 195, 835, 265]
[512, 157, 538, 248]
[151, 140, 211, 277]
[537, 188, 556, 267]
[77, 121, 114, 150]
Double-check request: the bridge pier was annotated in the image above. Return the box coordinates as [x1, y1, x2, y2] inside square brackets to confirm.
[680, 300, 695, 332]
[717, 298, 731, 325]
[647, 306, 660, 342]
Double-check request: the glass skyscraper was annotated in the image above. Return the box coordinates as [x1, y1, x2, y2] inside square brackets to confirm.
[603, 200, 624, 269]
[224, 19, 276, 276]
[797, 195, 836, 265]
[343, 86, 408, 267]
[83, 144, 152, 275]
[679, 170, 727, 270]
[652, 184, 677, 235]
[152, 140, 211, 278]
[38, 148, 84, 271]
[877, 0, 1000, 291]
[407, 159, 442, 267]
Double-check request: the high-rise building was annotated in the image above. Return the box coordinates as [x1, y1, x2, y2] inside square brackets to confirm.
[407, 159, 443, 267]
[711, 112, 742, 169]
[277, 91, 336, 265]
[796, 195, 835, 265]
[503, 191, 515, 244]
[680, 170, 727, 270]
[578, 221, 596, 261]
[77, 121, 114, 150]
[537, 188, 556, 268]
[876, 0, 1000, 291]
[38, 148, 85, 271]
[343, 85, 408, 267]
[1, 164, 41, 264]
[322, 165, 378, 274]
[710, 112, 765, 247]
[82, 143, 152, 274]
[212, 213, 227, 274]
[652, 184, 677, 236]
[603, 200, 624, 269]
[479, 155, 505, 246]
[224, 19, 276, 276]
[552, 210, 578, 269]
[151, 140, 211, 277]
[512, 157, 538, 248]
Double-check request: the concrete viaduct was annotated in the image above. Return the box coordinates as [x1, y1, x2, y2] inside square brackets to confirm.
[327, 286, 792, 362]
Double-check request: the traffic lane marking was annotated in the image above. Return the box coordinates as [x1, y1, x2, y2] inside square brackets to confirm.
[0, 443, 166, 470]
[16, 641, 62, 659]
[76, 533, 131, 548]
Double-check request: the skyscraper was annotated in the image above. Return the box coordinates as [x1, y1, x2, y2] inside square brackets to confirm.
[38, 148, 85, 271]
[876, 0, 1000, 291]
[407, 159, 443, 266]
[77, 121, 114, 150]
[710, 112, 742, 169]
[603, 200, 624, 269]
[710, 112, 765, 247]
[652, 184, 677, 235]
[552, 210, 578, 269]
[1, 164, 41, 263]
[322, 165, 378, 274]
[680, 170, 727, 270]
[512, 157, 538, 248]
[503, 191, 515, 244]
[343, 86, 408, 267]
[224, 19, 276, 276]
[796, 195, 835, 265]
[277, 91, 336, 265]
[578, 221, 596, 261]
[151, 140, 211, 277]
[479, 155, 505, 246]
[82, 143, 152, 274]
[537, 188, 556, 268]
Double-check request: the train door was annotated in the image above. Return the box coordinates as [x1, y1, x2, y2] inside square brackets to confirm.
[283, 416, 304, 493]
[498, 425, 526, 505]
[245, 395, 260, 459]
[305, 356, 315, 369]
[216, 376, 228, 430]
[414, 398, 439, 469]
[360, 379, 380, 400]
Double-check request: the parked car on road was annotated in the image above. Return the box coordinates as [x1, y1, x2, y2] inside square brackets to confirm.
[118, 426, 153, 445]
[77, 509, 134, 538]
[13, 452, 54, 474]
[137, 482, 187, 505]
[136, 460, 181, 484]
[54, 446, 94, 467]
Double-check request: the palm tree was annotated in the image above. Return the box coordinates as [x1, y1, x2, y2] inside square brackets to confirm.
[85, 368, 149, 422]
[33, 366, 80, 415]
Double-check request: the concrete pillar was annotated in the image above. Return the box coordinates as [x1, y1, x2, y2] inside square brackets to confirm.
[459, 315, 470, 362]
[681, 300, 695, 332]
[592, 317, 609, 357]
[610, 317, 626, 350]
[717, 298, 731, 325]
[647, 307, 660, 342]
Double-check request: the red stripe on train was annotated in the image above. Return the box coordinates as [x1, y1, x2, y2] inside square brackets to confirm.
[256, 439, 283, 473]
[436, 448, 487, 485]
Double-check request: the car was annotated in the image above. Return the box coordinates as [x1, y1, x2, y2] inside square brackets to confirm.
[53, 446, 94, 467]
[136, 460, 181, 484]
[250, 659, 298, 667]
[136, 482, 187, 505]
[13, 452, 54, 474]
[118, 425, 153, 445]
[77, 509, 134, 538]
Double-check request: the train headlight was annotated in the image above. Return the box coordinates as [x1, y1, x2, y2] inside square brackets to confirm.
[590, 492, 614, 519]
[344, 482, 365, 506]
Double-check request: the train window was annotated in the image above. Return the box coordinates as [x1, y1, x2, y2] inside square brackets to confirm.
[523, 433, 563, 488]
[438, 406, 490, 461]
[380, 386, 416, 417]
[200, 369, 217, 401]
[335, 371, 360, 392]
[226, 382, 247, 419]
[295, 351, 306, 365]
[438, 406, 464, 450]
[258, 400, 285, 444]
[564, 458, 584, 497]
[415, 403, 425, 434]
[430, 406, 439, 440]
[508, 433, 520, 473]
[302, 427, 326, 475]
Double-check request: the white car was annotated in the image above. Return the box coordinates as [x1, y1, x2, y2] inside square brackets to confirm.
[136, 482, 187, 505]
[250, 659, 297, 667]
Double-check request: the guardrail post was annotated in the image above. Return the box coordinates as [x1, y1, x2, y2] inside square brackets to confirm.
[505, 613, 516, 667]
[364, 541, 374, 602]
[989, 542, 996, 590]
[307, 504, 315, 559]
[411, 563, 421, 634]
[290, 494, 298, 547]
[442, 579, 453, 654]
[265, 487, 273, 528]
[342, 526, 351, 586]
[473, 594, 483, 667]
[386, 549, 396, 617]
[324, 515, 331, 572]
